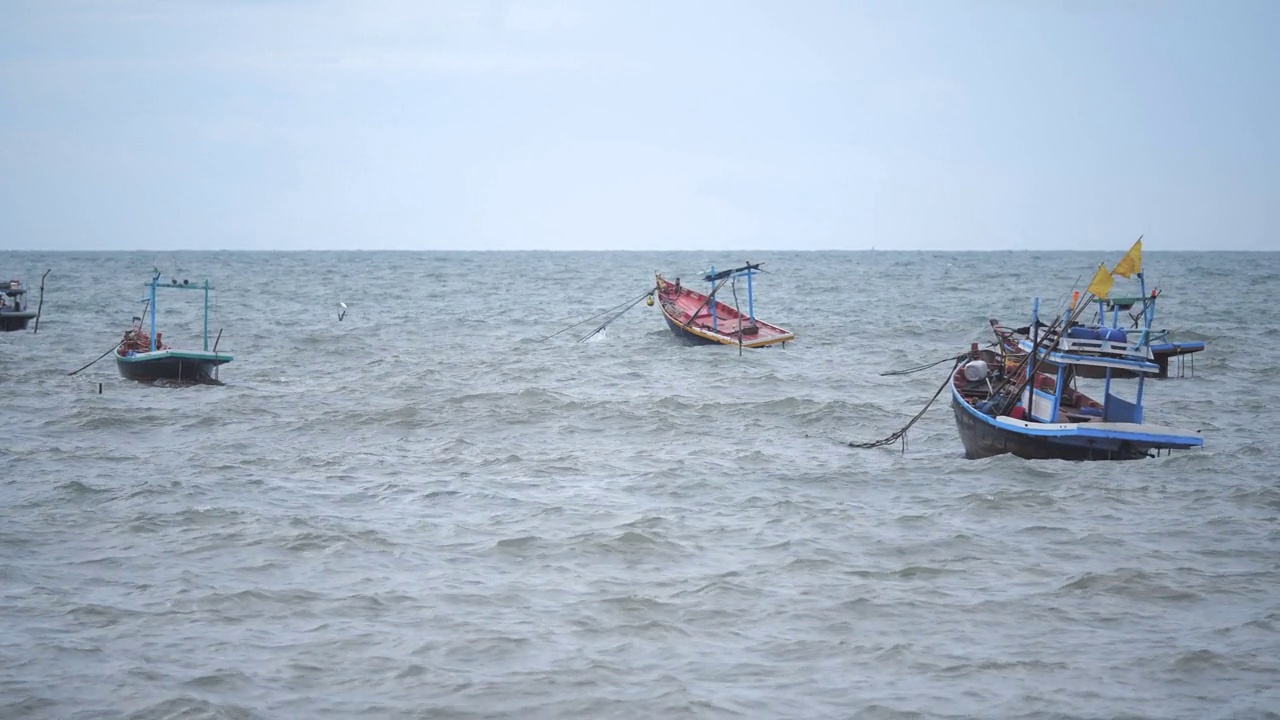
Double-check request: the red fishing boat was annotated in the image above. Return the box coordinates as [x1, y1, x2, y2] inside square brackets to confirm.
[654, 262, 794, 348]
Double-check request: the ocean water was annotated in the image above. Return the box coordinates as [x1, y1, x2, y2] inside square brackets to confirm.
[0, 250, 1276, 719]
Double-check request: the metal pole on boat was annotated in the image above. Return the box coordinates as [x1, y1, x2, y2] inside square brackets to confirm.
[708, 265, 718, 333]
[1137, 272, 1151, 347]
[1029, 297, 1040, 393]
[149, 272, 158, 352]
[1134, 373, 1146, 423]
[33, 269, 50, 334]
[746, 267, 755, 323]
[203, 280, 210, 351]
[1103, 368, 1113, 421]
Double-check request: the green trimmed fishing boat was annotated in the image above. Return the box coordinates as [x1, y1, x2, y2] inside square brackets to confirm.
[116, 271, 232, 384]
[0, 278, 38, 332]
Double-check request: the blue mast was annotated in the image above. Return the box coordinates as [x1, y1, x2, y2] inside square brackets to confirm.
[1028, 297, 1040, 389]
[708, 265, 718, 333]
[149, 270, 159, 352]
[203, 279, 210, 351]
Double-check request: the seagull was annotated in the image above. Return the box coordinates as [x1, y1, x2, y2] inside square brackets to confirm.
[338, 302, 347, 322]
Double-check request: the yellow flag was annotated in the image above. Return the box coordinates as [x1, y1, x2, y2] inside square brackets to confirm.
[1112, 238, 1142, 278]
[1086, 263, 1113, 299]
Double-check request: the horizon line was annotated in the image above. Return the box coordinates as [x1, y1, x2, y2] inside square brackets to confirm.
[1, 247, 1272, 253]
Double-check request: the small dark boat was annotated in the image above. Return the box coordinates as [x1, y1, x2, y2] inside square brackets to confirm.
[0, 279, 37, 332]
[654, 263, 794, 348]
[115, 272, 232, 384]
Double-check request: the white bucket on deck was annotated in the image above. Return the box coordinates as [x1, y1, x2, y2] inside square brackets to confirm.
[963, 360, 989, 382]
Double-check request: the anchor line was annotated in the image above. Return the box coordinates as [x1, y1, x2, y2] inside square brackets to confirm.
[538, 286, 656, 344]
[848, 357, 964, 452]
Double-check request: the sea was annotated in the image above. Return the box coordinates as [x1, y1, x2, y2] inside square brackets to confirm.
[1, 250, 1276, 719]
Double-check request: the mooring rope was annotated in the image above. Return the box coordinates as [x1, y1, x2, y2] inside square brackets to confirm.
[67, 341, 123, 376]
[848, 357, 963, 451]
[537, 286, 656, 344]
[578, 287, 658, 342]
[880, 352, 968, 376]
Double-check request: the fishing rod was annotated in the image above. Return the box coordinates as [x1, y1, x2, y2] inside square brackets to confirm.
[991, 290, 1097, 417]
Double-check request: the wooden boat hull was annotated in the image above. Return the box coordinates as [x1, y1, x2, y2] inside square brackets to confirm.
[659, 312, 727, 346]
[952, 393, 1143, 460]
[655, 275, 793, 348]
[950, 385, 1200, 461]
[0, 310, 36, 332]
[116, 350, 232, 384]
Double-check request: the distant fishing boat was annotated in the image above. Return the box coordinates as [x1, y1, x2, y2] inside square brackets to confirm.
[951, 241, 1202, 460]
[115, 271, 232, 384]
[0, 278, 38, 332]
[654, 262, 794, 348]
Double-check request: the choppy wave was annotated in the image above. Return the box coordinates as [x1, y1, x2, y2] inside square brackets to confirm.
[1, 250, 1278, 718]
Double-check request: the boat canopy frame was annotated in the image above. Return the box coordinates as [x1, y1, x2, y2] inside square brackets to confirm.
[144, 270, 216, 353]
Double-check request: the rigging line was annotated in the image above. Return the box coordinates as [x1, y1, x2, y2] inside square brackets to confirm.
[539, 286, 656, 343]
[849, 357, 963, 451]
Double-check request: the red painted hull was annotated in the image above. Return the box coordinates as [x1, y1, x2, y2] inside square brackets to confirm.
[654, 275, 794, 348]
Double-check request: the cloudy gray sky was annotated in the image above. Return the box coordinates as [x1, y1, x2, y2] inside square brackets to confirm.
[1, 1, 1276, 251]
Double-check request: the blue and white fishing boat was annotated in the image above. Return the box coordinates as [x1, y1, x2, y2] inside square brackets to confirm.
[0, 278, 38, 332]
[115, 271, 232, 384]
[951, 242, 1202, 460]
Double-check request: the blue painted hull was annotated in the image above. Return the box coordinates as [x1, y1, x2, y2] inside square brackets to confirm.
[116, 353, 230, 384]
[951, 394, 1150, 460]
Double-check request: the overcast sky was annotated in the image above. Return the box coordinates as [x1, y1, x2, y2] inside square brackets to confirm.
[1, 1, 1276, 251]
